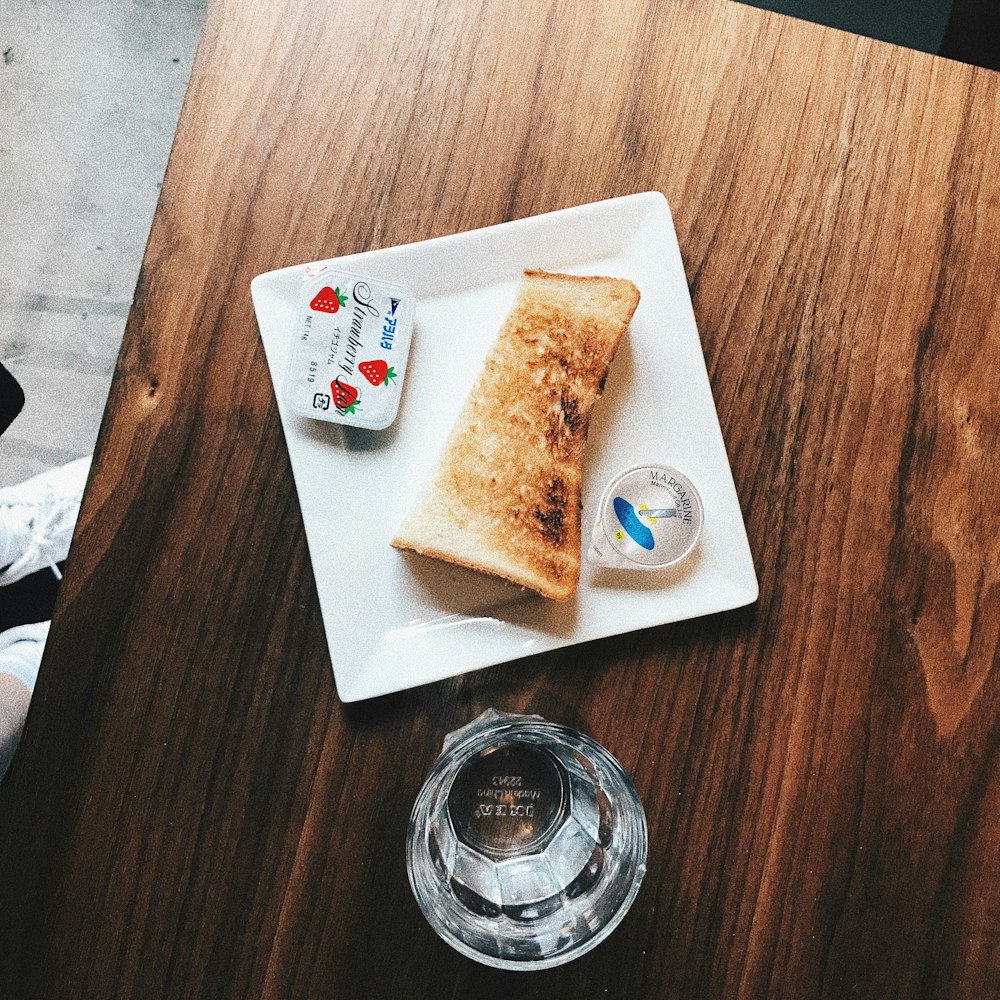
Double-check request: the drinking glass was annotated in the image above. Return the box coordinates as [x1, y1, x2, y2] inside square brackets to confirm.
[406, 709, 647, 970]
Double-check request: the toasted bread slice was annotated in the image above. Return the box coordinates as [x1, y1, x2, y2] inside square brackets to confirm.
[391, 269, 639, 600]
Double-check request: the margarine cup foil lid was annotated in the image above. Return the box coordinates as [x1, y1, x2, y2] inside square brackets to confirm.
[587, 464, 703, 570]
[283, 268, 415, 431]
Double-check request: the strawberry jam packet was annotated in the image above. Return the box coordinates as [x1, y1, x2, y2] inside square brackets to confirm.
[283, 268, 415, 430]
[587, 464, 704, 570]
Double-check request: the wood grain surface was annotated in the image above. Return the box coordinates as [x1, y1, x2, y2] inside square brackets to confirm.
[1, 0, 998, 997]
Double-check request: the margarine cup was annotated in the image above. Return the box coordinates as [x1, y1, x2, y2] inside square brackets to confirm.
[587, 464, 704, 570]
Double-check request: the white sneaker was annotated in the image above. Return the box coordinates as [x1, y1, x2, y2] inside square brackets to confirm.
[0, 621, 50, 692]
[0, 621, 49, 782]
[0, 455, 92, 586]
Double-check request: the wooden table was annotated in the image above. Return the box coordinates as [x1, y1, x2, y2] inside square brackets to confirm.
[2, 0, 997, 996]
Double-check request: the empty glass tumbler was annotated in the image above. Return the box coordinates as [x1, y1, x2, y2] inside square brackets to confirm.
[406, 709, 647, 970]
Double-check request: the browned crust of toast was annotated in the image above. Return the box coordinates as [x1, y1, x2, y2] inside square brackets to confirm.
[392, 269, 640, 600]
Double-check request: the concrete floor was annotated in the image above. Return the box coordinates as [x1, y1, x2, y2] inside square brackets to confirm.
[0, 0, 207, 487]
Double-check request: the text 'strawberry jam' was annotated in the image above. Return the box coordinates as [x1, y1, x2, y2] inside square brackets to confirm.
[587, 464, 704, 569]
[283, 268, 414, 430]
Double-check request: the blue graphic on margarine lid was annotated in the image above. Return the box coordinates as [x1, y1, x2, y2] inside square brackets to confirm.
[588, 465, 703, 570]
[283, 267, 415, 430]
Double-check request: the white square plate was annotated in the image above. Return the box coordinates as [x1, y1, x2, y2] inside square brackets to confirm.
[252, 192, 757, 701]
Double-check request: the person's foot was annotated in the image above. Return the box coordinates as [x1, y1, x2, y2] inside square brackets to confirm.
[0, 456, 91, 587]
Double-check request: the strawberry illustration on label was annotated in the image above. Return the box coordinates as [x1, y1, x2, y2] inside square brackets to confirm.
[358, 359, 397, 387]
[310, 286, 348, 314]
[331, 377, 360, 414]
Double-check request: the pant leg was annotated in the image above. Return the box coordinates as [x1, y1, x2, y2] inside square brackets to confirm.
[0, 362, 26, 437]
[0, 564, 64, 632]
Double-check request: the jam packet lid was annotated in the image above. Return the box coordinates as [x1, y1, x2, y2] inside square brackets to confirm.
[283, 269, 415, 430]
[587, 464, 703, 570]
